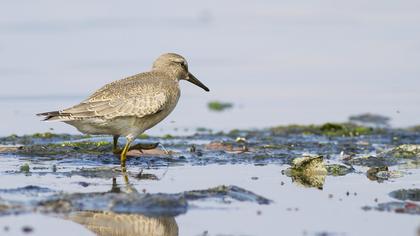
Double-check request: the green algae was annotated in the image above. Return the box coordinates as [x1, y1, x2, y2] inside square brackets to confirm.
[20, 163, 30, 173]
[196, 127, 212, 133]
[137, 133, 149, 139]
[408, 125, 420, 133]
[0, 133, 91, 145]
[32, 132, 58, 139]
[162, 134, 174, 139]
[207, 101, 233, 111]
[270, 122, 377, 136]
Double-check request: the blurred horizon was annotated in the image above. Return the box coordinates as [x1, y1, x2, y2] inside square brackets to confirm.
[1, 0, 419, 135]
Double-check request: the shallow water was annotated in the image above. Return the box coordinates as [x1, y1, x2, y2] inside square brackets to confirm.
[0, 129, 419, 236]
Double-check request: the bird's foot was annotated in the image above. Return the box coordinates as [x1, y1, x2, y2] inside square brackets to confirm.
[129, 142, 160, 152]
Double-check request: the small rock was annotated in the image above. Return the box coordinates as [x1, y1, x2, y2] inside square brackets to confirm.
[22, 226, 33, 234]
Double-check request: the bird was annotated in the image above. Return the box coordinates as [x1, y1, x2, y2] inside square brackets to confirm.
[37, 53, 209, 170]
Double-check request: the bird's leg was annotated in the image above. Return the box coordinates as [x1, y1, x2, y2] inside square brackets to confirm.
[120, 138, 133, 172]
[112, 135, 121, 154]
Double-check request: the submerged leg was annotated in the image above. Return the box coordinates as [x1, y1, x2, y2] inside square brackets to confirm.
[120, 137, 133, 172]
[112, 135, 121, 154]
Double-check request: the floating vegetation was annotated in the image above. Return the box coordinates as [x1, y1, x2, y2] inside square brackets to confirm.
[283, 156, 327, 189]
[408, 125, 420, 133]
[381, 144, 420, 159]
[137, 133, 150, 139]
[19, 163, 30, 173]
[207, 101, 233, 111]
[270, 123, 377, 136]
[0, 133, 90, 145]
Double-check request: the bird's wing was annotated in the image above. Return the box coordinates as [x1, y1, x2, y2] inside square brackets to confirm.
[60, 76, 169, 120]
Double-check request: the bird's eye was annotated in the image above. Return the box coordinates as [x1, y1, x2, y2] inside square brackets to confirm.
[181, 61, 187, 69]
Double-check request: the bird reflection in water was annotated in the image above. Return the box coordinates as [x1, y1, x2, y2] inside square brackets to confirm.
[69, 173, 179, 236]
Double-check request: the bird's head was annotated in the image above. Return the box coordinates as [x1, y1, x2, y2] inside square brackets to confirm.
[152, 53, 210, 92]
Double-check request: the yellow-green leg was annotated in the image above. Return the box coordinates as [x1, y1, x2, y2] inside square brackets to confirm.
[120, 138, 133, 172]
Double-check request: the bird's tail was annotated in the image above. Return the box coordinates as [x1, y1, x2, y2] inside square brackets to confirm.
[36, 111, 69, 121]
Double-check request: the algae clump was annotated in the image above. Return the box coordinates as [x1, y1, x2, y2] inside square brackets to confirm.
[207, 101, 233, 111]
[283, 156, 327, 189]
[271, 122, 375, 136]
[20, 163, 30, 173]
[383, 144, 420, 159]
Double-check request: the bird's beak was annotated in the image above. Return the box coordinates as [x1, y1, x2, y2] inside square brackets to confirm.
[187, 73, 210, 92]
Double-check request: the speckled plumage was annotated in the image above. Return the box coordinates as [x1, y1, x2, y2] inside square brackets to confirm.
[57, 71, 180, 139]
[38, 53, 209, 168]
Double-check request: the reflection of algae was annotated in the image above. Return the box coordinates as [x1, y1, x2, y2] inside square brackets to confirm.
[325, 164, 354, 176]
[69, 211, 178, 236]
[284, 156, 327, 189]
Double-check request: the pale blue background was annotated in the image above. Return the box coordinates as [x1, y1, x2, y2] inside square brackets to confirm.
[1, 0, 419, 135]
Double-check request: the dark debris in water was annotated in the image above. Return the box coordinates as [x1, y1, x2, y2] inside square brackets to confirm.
[389, 189, 420, 202]
[0, 185, 54, 195]
[363, 201, 420, 215]
[1, 185, 271, 217]
[183, 185, 272, 205]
